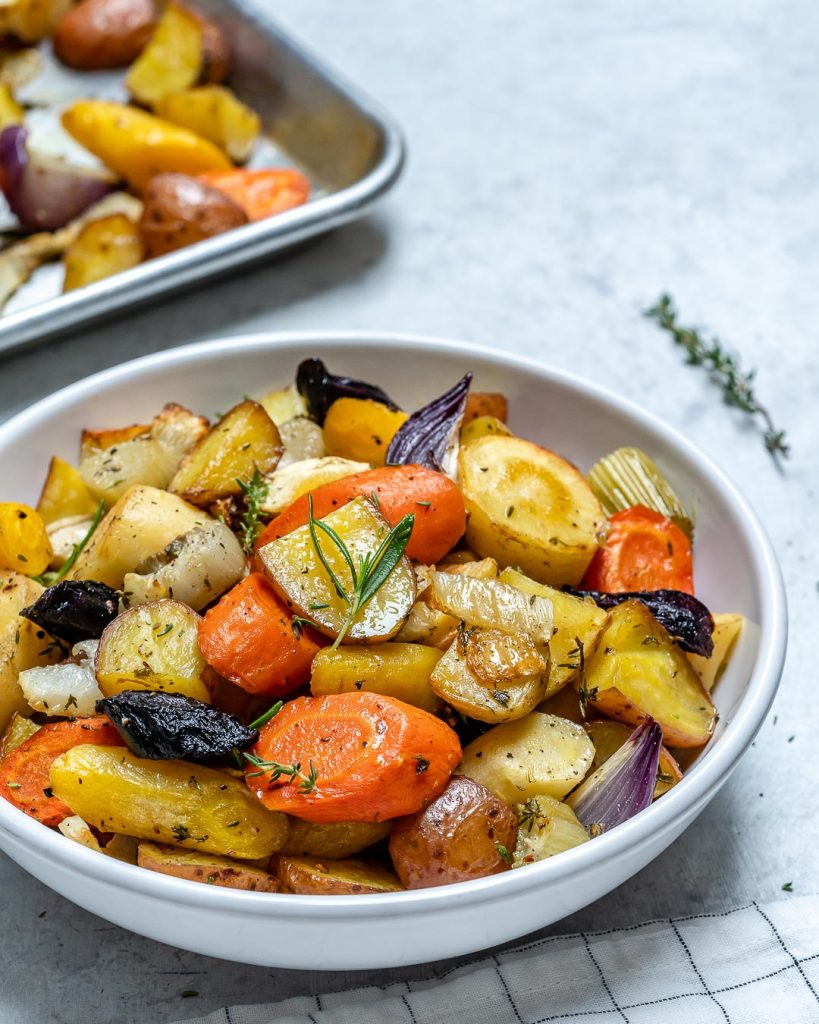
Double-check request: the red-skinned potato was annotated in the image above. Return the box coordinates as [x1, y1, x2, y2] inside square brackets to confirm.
[139, 173, 247, 258]
[191, 6, 230, 84]
[53, 0, 157, 70]
[388, 775, 517, 888]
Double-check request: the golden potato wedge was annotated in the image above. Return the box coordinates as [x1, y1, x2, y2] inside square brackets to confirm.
[322, 398, 408, 466]
[536, 683, 585, 724]
[460, 415, 512, 445]
[95, 598, 212, 702]
[169, 399, 282, 506]
[274, 854, 402, 895]
[463, 392, 508, 425]
[50, 745, 288, 859]
[459, 712, 595, 804]
[283, 819, 392, 859]
[513, 794, 588, 866]
[389, 775, 517, 889]
[125, 1, 202, 106]
[258, 383, 307, 425]
[499, 567, 606, 694]
[0, 503, 53, 577]
[69, 485, 209, 587]
[62, 213, 144, 292]
[138, 841, 280, 891]
[581, 600, 717, 747]
[155, 85, 260, 162]
[80, 422, 149, 458]
[0, 0, 72, 43]
[260, 456, 369, 516]
[310, 643, 442, 713]
[687, 612, 744, 692]
[459, 435, 604, 587]
[584, 719, 682, 799]
[0, 711, 40, 756]
[430, 628, 547, 723]
[258, 497, 416, 644]
[36, 456, 98, 525]
[424, 570, 553, 644]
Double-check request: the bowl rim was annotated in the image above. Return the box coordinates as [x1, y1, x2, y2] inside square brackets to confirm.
[0, 330, 788, 920]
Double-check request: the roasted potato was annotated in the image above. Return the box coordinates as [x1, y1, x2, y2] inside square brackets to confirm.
[460, 415, 512, 445]
[62, 213, 144, 291]
[95, 598, 213, 702]
[389, 775, 517, 889]
[53, 0, 157, 69]
[138, 841, 280, 891]
[193, 6, 230, 84]
[0, 0, 72, 43]
[50, 744, 288, 859]
[536, 683, 585, 724]
[499, 567, 607, 694]
[0, 503, 53, 576]
[258, 383, 307, 425]
[259, 456, 368, 516]
[125, 1, 202, 105]
[584, 719, 682, 799]
[169, 399, 281, 505]
[581, 600, 717, 747]
[155, 86, 259, 163]
[512, 794, 588, 866]
[258, 497, 416, 643]
[687, 612, 744, 691]
[139, 173, 248, 259]
[36, 456, 98, 525]
[430, 628, 548, 723]
[459, 712, 595, 804]
[283, 818, 392, 859]
[459, 435, 604, 587]
[424, 570, 553, 644]
[310, 643, 442, 713]
[80, 422, 149, 458]
[322, 398, 408, 466]
[463, 392, 508, 425]
[19, 654, 104, 718]
[69, 486, 210, 588]
[0, 83, 23, 131]
[274, 854, 402, 895]
[0, 711, 40, 756]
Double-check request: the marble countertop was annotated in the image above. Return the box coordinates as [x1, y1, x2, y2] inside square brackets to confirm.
[0, 1, 817, 1021]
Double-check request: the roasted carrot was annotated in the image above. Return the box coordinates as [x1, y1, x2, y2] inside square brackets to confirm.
[463, 392, 508, 425]
[198, 168, 310, 221]
[254, 465, 466, 566]
[244, 692, 462, 823]
[582, 505, 694, 594]
[0, 716, 122, 826]
[198, 573, 324, 698]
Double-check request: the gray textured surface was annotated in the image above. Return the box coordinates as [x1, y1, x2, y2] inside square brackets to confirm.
[0, 1, 817, 1021]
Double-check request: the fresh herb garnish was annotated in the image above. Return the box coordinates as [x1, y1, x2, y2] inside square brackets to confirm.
[782, 881, 794, 892]
[291, 615, 318, 640]
[370, 490, 380, 510]
[496, 843, 513, 865]
[243, 753, 319, 793]
[33, 499, 105, 586]
[236, 467, 268, 553]
[518, 798, 542, 833]
[307, 495, 414, 650]
[559, 636, 597, 718]
[154, 623, 173, 638]
[248, 701, 283, 731]
[644, 294, 788, 461]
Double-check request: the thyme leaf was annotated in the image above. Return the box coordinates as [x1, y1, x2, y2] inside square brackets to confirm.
[236, 468, 269, 553]
[243, 752, 319, 793]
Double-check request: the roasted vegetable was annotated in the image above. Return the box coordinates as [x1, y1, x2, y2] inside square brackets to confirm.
[138, 841, 279, 891]
[310, 643, 442, 714]
[125, 0, 203, 105]
[459, 435, 604, 587]
[296, 358, 398, 425]
[53, 0, 157, 69]
[36, 457, 98, 525]
[460, 415, 512, 445]
[580, 600, 717, 747]
[0, 713, 39, 757]
[62, 213, 144, 291]
[459, 712, 594, 804]
[18, 641, 103, 717]
[588, 447, 693, 539]
[259, 456, 368, 517]
[50, 744, 288, 858]
[98, 691, 257, 761]
[258, 497, 416, 644]
[169, 399, 281, 506]
[276, 417, 326, 467]
[0, 83, 23, 131]
[388, 775, 517, 888]
[585, 719, 682, 799]
[386, 374, 471, 477]
[274, 854, 402, 895]
[199, 168, 310, 220]
[512, 795, 588, 866]
[283, 818, 392, 859]
[95, 599, 213, 703]
[139, 173, 248, 258]
[258, 383, 307, 425]
[156, 86, 260, 163]
[688, 612, 744, 691]
[0, 0, 72, 42]
[0, 502, 53, 576]
[566, 586, 713, 657]
[21, 580, 119, 645]
[322, 397, 408, 466]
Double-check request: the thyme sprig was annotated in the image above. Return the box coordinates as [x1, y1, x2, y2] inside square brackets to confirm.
[236, 468, 268, 553]
[33, 499, 105, 586]
[559, 636, 597, 719]
[644, 294, 789, 461]
[243, 753, 319, 793]
[307, 495, 414, 650]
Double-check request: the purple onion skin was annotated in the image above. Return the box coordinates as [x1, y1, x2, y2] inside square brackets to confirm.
[386, 373, 472, 472]
[570, 718, 663, 835]
[565, 587, 714, 657]
[296, 358, 399, 425]
[0, 125, 113, 231]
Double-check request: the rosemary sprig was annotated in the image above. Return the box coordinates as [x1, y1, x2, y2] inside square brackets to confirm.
[248, 701, 283, 731]
[33, 499, 105, 586]
[236, 468, 268, 553]
[243, 752, 319, 793]
[307, 495, 414, 650]
[644, 293, 789, 461]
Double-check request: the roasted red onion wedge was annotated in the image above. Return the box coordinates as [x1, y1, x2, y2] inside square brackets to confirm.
[386, 373, 472, 476]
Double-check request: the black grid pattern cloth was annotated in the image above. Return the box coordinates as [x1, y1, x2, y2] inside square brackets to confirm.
[172, 896, 818, 1024]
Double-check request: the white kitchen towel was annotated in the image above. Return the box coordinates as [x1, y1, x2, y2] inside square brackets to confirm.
[171, 895, 818, 1024]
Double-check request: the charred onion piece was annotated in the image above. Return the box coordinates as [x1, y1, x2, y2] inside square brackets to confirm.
[97, 691, 258, 762]
[386, 373, 472, 474]
[565, 586, 714, 657]
[295, 358, 399, 425]
[21, 579, 119, 645]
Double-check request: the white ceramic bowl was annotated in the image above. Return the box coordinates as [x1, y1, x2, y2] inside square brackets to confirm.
[0, 333, 786, 969]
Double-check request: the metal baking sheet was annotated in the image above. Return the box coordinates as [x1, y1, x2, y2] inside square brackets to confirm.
[0, 0, 404, 356]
